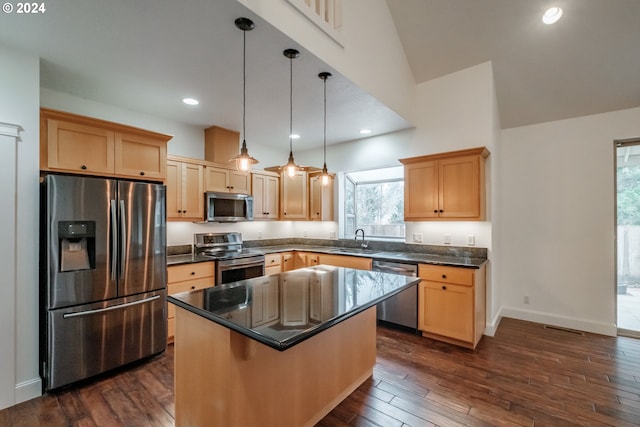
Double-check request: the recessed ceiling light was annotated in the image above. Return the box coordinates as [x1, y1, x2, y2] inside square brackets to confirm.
[290, 134, 300, 139]
[360, 129, 372, 135]
[542, 7, 563, 25]
[182, 97, 199, 106]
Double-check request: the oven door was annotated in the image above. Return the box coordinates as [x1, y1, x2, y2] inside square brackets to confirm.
[216, 255, 265, 285]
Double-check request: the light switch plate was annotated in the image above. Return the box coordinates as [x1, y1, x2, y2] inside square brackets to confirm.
[413, 233, 423, 243]
[467, 235, 475, 246]
[443, 235, 451, 245]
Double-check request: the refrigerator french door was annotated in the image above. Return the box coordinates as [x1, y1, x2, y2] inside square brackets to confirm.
[40, 174, 167, 391]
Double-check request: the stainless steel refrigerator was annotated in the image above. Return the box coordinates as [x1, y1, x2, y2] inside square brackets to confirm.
[39, 174, 167, 391]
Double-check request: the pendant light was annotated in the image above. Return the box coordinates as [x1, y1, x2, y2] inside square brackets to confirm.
[318, 71, 332, 186]
[283, 48, 300, 178]
[232, 17, 259, 173]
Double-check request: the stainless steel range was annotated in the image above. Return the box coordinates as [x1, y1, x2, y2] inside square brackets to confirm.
[193, 232, 265, 285]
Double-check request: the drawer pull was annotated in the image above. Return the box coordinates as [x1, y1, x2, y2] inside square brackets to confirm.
[191, 286, 195, 290]
[140, 171, 145, 176]
[81, 165, 87, 170]
[191, 271, 196, 275]
[442, 274, 447, 279]
[442, 285, 447, 290]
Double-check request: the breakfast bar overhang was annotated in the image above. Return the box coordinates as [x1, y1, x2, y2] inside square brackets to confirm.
[168, 265, 420, 427]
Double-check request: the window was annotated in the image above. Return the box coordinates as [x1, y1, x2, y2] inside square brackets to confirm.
[343, 166, 405, 239]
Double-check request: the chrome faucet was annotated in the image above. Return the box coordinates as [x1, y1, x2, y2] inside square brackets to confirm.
[354, 228, 368, 249]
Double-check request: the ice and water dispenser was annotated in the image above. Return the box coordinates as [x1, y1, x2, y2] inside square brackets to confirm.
[58, 221, 96, 272]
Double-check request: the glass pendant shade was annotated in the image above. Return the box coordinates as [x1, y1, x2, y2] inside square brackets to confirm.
[234, 17, 258, 174]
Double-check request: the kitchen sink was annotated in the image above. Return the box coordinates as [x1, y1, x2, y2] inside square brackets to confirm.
[329, 248, 379, 255]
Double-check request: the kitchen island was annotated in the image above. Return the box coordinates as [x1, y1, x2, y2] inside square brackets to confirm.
[168, 265, 419, 427]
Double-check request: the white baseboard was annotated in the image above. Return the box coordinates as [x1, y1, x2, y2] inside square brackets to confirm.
[15, 377, 41, 405]
[483, 309, 503, 337]
[500, 306, 617, 337]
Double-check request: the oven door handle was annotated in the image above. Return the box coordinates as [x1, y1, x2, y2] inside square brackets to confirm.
[219, 262, 264, 271]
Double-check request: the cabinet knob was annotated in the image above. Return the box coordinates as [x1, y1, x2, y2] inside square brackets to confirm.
[191, 271, 196, 275]
[316, 212, 320, 215]
[191, 286, 195, 290]
[439, 210, 444, 213]
[433, 209, 438, 213]
[442, 274, 447, 279]
[81, 165, 87, 170]
[283, 212, 287, 215]
[442, 285, 447, 290]
[140, 171, 145, 176]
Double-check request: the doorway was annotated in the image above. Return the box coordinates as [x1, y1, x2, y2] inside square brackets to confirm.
[616, 138, 640, 336]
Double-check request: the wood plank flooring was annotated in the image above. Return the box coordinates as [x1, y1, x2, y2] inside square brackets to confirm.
[2, 318, 640, 426]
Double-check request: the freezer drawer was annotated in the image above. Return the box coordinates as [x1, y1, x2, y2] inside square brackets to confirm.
[43, 290, 167, 390]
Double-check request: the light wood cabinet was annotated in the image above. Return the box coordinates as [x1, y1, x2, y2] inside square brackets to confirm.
[167, 262, 215, 341]
[204, 125, 239, 164]
[417, 263, 486, 349]
[309, 269, 335, 322]
[252, 171, 280, 219]
[400, 147, 489, 221]
[264, 253, 283, 276]
[294, 251, 319, 269]
[251, 276, 280, 327]
[317, 254, 372, 270]
[40, 108, 170, 181]
[204, 164, 251, 194]
[282, 252, 295, 272]
[309, 172, 334, 221]
[166, 157, 204, 221]
[280, 170, 308, 219]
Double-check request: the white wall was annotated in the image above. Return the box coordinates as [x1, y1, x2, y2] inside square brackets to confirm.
[41, 88, 204, 159]
[0, 42, 41, 408]
[499, 107, 640, 336]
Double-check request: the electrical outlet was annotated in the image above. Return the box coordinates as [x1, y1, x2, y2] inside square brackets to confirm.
[413, 233, 423, 243]
[523, 296, 530, 305]
[329, 231, 336, 239]
[467, 235, 475, 246]
[443, 235, 451, 245]
[303, 230, 308, 238]
[258, 231, 262, 239]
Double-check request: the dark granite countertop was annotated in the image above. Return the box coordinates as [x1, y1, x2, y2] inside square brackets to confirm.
[167, 244, 486, 269]
[167, 265, 419, 351]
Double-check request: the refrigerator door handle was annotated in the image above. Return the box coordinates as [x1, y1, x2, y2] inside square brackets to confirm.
[119, 199, 126, 280]
[110, 200, 118, 281]
[62, 295, 161, 319]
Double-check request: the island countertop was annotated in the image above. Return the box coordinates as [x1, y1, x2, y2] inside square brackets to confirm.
[167, 265, 419, 351]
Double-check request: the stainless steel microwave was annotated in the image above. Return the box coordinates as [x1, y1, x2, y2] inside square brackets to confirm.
[205, 192, 254, 222]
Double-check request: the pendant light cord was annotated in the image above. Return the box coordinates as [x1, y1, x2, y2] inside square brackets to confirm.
[289, 55, 293, 153]
[323, 76, 327, 167]
[242, 30, 246, 143]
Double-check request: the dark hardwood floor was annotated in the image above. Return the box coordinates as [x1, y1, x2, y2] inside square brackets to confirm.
[2, 318, 640, 426]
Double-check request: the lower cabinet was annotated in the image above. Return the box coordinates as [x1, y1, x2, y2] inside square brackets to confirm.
[418, 263, 486, 349]
[294, 251, 319, 269]
[317, 254, 372, 270]
[264, 253, 282, 276]
[167, 262, 215, 342]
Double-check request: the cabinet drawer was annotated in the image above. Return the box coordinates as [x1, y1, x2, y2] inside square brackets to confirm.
[167, 262, 214, 283]
[419, 264, 473, 286]
[167, 277, 213, 318]
[265, 253, 281, 267]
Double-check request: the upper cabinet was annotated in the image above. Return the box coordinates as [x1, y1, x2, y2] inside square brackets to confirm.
[280, 170, 308, 220]
[40, 108, 170, 181]
[309, 172, 334, 221]
[252, 170, 280, 220]
[204, 164, 251, 194]
[400, 147, 489, 221]
[166, 156, 204, 221]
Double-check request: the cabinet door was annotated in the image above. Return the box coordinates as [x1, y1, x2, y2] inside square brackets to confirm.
[114, 132, 167, 181]
[251, 276, 279, 327]
[404, 160, 438, 220]
[282, 253, 295, 271]
[418, 281, 474, 343]
[438, 155, 480, 219]
[252, 173, 279, 219]
[309, 175, 333, 221]
[46, 119, 115, 175]
[204, 166, 230, 192]
[166, 160, 182, 219]
[182, 162, 204, 220]
[228, 170, 250, 193]
[281, 171, 308, 219]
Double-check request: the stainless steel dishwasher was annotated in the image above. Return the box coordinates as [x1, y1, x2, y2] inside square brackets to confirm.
[372, 260, 418, 331]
